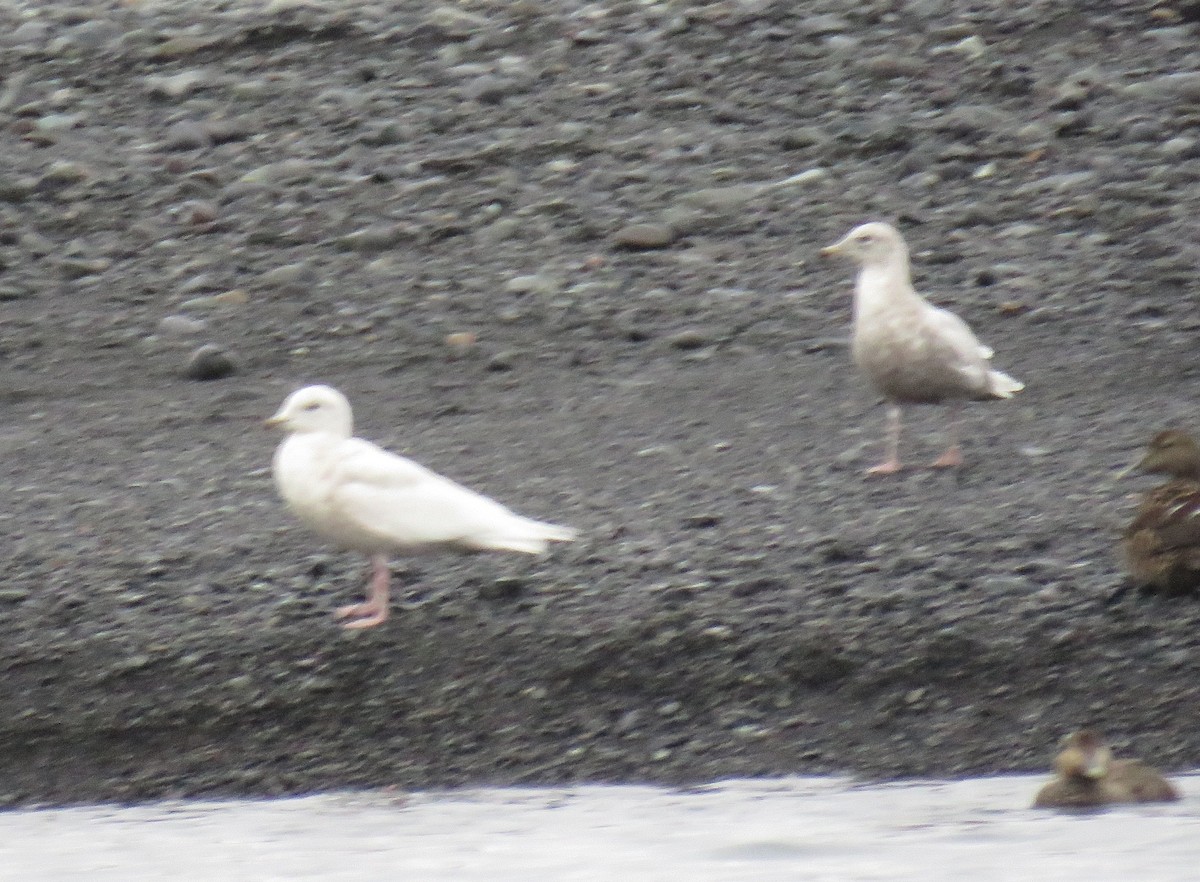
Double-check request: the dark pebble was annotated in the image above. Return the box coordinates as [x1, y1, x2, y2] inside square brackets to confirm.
[184, 344, 237, 381]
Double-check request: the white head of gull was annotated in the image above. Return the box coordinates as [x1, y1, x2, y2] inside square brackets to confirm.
[822, 222, 1024, 475]
[266, 384, 576, 629]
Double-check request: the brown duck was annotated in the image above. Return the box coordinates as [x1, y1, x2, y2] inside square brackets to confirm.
[1033, 730, 1180, 809]
[1122, 430, 1200, 594]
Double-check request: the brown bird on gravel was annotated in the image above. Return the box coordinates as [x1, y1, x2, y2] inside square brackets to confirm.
[1033, 730, 1180, 809]
[1121, 429, 1200, 594]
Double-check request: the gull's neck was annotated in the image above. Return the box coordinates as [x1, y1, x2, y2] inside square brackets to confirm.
[282, 428, 347, 459]
[852, 249, 918, 320]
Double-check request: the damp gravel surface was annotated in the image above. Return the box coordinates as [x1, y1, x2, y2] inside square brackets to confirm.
[1, 0, 1199, 806]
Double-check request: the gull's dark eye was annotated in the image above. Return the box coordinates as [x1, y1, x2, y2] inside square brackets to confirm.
[302, 402, 320, 412]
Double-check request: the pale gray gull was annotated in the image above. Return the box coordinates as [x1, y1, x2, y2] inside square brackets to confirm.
[266, 385, 576, 629]
[821, 222, 1024, 475]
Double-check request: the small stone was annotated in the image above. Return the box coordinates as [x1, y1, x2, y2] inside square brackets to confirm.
[157, 315, 207, 337]
[176, 293, 223, 312]
[260, 262, 316, 292]
[773, 168, 829, 188]
[65, 20, 120, 51]
[162, 119, 212, 151]
[1160, 136, 1197, 157]
[184, 344, 236, 381]
[667, 328, 712, 350]
[6, 21, 50, 49]
[358, 121, 408, 147]
[486, 350, 518, 372]
[339, 224, 409, 252]
[147, 36, 220, 60]
[863, 54, 923, 79]
[179, 200, 218, 226]
[145, 70, 212, 99]
[462, 75, 522, 103]
[504, 273, 561, 296]
[39, 161, 92, 186]
[1049, 81, 1088, 110]
[575, 24, 615, 43]
[444, 331, 477, 357]
[239, 159, 316, 185]
[204, 118, 250, 145]
[776, 126, 830, 150]
[948, 35, 986, 59]
[1123, 71, 1200, 100]
[213, 289, 249, 307]
[35, 113, 83, 133]
[58, 257, 111, 279]
[613, 223, 675, 249]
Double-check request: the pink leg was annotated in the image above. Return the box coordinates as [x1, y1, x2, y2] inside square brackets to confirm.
[334, 554, 391, 629]
[931, 404, 963, 469]
[867, 405, 903, 476]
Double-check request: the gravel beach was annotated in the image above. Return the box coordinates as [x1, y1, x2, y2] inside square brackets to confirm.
[2, 0, 1199, 806]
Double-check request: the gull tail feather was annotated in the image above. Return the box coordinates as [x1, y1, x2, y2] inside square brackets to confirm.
[470, 516, 578, 554]
[987, 370, 1024, 399]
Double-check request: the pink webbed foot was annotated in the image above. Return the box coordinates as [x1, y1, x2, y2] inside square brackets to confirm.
[334, 553, 392, 630]
[866, 458, 903, 476]
[334, 601, 389, 629]
[930, 445, 963, 469]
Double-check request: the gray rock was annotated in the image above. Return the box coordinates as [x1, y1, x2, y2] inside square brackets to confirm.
[339, 224, 412, 252]
[1123, 71, 1200, 100]
[145, 70, 214, 100]
[462, 75, 523, 104]
[1160, 136, 1198, 157]
[613, 223, 675, 249]
[6, 21, 50, 49]
[1048, 81, 1088, 110]
[65, 20, 121, 51]
[486, 350, 519, 372]
[260, 262, 317, 293]
[35, 113, 84, 133]
[58, 257, 111, 279]
[505, 273, 562, 296]
[157, 315, 208, 337]
[162, 120, 213, 151]
[184, 344, 237, 381]
[39, 161, 93, 186]
[666, 328, 713, 350]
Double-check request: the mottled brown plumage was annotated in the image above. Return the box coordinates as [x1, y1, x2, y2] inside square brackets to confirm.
[1033, 730, 1180, 809]
[821, 222, 1023, 475]
[1122, 430, 1200, 594]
